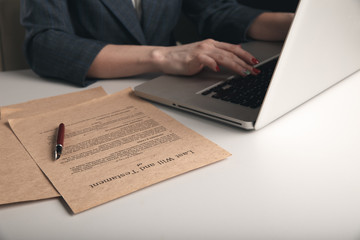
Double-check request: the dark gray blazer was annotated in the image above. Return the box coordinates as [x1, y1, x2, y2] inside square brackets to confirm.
[20, 0, 263, 86]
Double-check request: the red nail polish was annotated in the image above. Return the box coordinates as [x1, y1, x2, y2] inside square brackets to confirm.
[216, 65, 220, 72]
[253, 68, 261, 74]
[251, 58, 260, 65]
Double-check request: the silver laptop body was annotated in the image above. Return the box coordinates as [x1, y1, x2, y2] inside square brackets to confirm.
[134, 0, 360, 130]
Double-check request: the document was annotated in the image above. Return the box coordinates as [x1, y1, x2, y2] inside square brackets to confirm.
[9, 88, 230, 213]
[1, 87, 106, 120]
[0, 87, 107, 205]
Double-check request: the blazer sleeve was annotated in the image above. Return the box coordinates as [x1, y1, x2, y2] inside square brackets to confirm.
[20, 0, 106, 86]
[183, 0, 265, 43]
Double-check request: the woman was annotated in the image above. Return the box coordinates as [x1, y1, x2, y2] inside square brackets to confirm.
[21, 0, 294, 86]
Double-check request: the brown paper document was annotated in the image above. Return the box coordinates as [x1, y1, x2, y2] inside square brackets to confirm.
[1, 87, 107, 120]
[9, 88, 231, 213]
[0, 87, 107, 205]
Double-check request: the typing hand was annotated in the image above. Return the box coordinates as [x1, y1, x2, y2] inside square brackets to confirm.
[153, 39, 260, 77]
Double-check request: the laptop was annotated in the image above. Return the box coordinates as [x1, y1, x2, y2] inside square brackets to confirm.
[134, 0, 360, 130]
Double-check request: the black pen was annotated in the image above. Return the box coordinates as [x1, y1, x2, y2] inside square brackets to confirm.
[55, 123, 65, 160]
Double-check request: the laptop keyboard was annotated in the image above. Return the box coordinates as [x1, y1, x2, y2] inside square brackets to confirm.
[201, 57, 278, 109]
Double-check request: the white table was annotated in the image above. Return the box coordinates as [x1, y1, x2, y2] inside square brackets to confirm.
[1, 69, 360, 240]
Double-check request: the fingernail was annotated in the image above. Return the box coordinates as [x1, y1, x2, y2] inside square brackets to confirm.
[216, 65, 220, 72]
[253, 68, 261, 74]
[251, 58, 260, 65]
[243, 69, 251, 76]
[238, 44, 242, 48]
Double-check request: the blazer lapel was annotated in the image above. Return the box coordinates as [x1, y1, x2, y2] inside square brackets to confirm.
[101, 0, 146, 44]
[141, 0, 167, 43]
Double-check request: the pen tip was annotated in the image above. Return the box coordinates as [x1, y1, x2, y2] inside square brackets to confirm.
[55, 152, 60, 160]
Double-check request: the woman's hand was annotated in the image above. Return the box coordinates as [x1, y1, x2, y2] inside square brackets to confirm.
[152, 39, 260, 77]
[247, 12, 295, 41]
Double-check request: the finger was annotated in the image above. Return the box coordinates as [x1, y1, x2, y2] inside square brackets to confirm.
[206, 49, 257, 77]
[194, 54, 219, 73]
[212, 41, 260, 66]
[192, 39, 260, 76]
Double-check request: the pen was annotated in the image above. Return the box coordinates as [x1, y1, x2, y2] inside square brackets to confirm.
[55, 123, 65, 160]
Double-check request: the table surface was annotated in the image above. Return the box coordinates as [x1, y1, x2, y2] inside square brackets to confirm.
[1, 69, 360, 240]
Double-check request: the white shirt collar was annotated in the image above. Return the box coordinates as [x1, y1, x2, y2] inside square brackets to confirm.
[132, 0, 142, 19]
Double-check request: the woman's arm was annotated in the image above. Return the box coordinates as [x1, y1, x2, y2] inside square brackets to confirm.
[87, 39, 261, 79]
[21, 0, 106, 86]
[183, 0, 294, 43]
